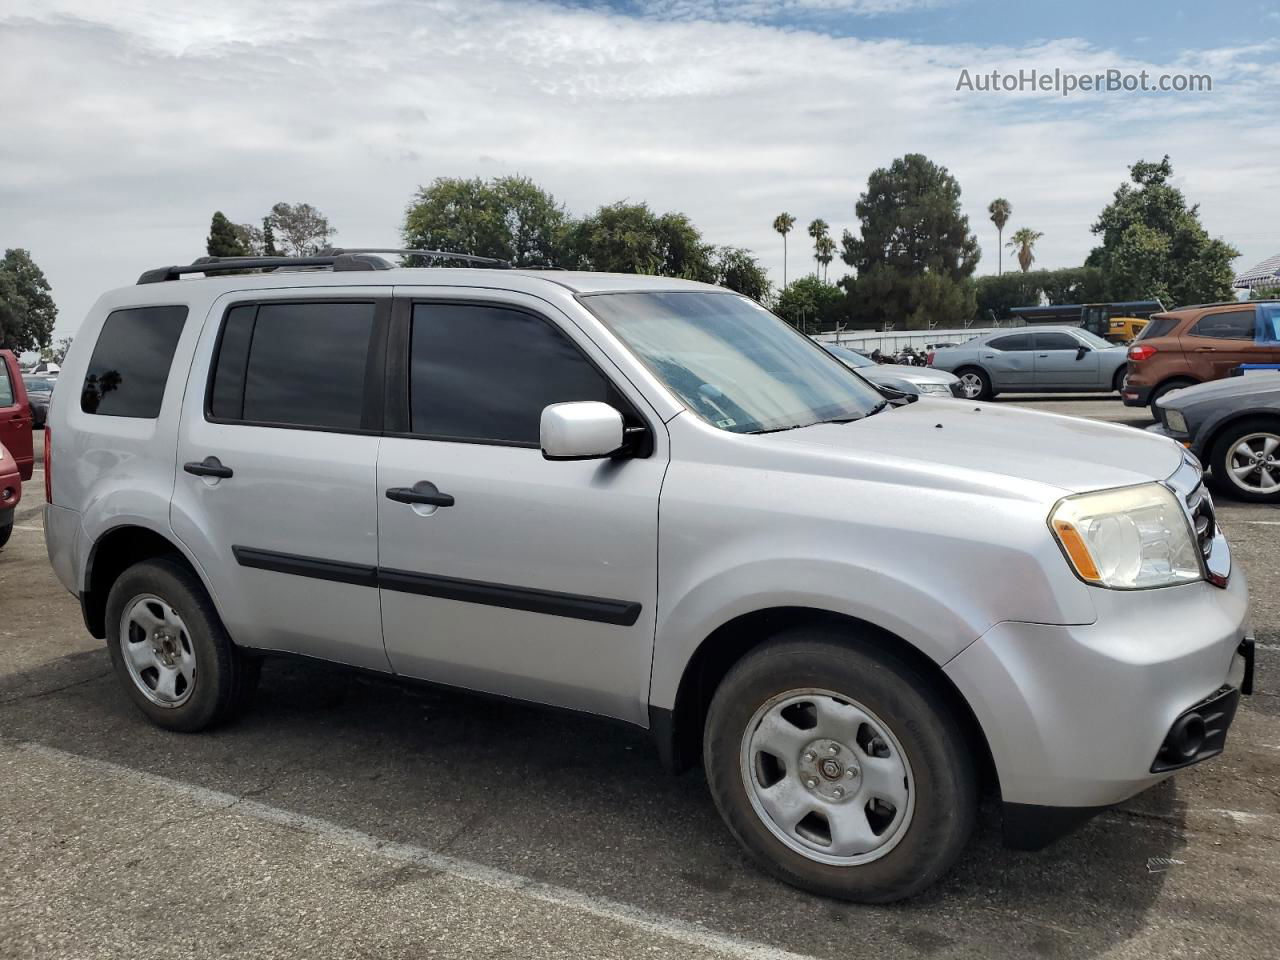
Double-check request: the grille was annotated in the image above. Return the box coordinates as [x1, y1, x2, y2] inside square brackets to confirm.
[1185, 482, 1216, 559]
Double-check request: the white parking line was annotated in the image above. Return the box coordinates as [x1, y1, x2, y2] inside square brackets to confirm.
[12, 741, 814, 960]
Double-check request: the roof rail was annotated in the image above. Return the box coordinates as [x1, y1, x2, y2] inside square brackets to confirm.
[327, 248, 512, 269]
[136, 248, 511, 284]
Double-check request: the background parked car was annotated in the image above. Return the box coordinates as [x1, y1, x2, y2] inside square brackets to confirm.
[21, 376, 55, 430]
[825, 344, 964, 397]
[0, 349, 34, 481]
[1122, 300, 1280, 413]
[1148, 372, 1280, 503]
[929, 326, 1128, 400]
[0, 440, 21, 549]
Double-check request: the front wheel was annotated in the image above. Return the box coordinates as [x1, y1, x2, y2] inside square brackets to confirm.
[954, 367, 992, 401]
[1209, 418, 1280, 503]
[703, 630, 977, 902]
[0, 518, 11, 549]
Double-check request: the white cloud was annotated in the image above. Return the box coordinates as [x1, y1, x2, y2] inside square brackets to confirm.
[1, 0, 1278, 334]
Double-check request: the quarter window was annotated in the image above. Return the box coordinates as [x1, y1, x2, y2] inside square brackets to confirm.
[81, 305, 188, 417]
[1190, 310, 1256, 341]
[208, 301, 376, 430]
[988, 334, 1032, 351]
[409, 303, 620, 445]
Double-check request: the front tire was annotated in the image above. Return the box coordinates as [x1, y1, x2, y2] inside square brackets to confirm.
[703, 629, 977, 903]
[954, 367, 992, 401]
[1209, 417, 1280, 503]
[0, 518, 11, 549]
[105, 557, 259, 732]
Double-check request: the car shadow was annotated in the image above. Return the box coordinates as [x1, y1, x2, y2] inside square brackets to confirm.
[1, 649, 1188, 958]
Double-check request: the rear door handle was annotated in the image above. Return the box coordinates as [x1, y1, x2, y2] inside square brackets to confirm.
[184, 456, 233, 479]
[386, 482, 454, 507]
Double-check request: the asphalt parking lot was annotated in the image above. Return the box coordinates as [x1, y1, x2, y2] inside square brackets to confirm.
[2, 399, 1278, 960]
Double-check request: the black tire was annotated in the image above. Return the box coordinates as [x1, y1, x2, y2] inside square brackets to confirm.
[1208, 417, 1280, 504]
[105, 557, 259, 732]
[1112, 367, 1126, 393]
[0, 518, 11, 549]
[954, 366, 992, 401]
[1149, 378, 1195, 415]
[703, 629, 977, 903]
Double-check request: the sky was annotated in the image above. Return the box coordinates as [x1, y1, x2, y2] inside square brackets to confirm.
[2, 0, 1279, 338]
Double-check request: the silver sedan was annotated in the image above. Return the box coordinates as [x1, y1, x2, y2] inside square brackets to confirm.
[929, 326, 1129, 400]
[825, 345, 963, 397]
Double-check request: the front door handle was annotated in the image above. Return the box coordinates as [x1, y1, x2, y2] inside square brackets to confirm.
[386, 482, 454, 508]
[184, 456, 234, 479]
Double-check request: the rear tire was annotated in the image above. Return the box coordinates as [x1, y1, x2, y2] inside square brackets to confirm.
[0, 519, 11, 549]
[105, 557, 259, 732]
[1149, 378, 1195, 415]
[954, 367, 992, 401]
[703, 628, 977, 903]
[1208, 417, 1280, 504]
[1112, 367, 1126, 393]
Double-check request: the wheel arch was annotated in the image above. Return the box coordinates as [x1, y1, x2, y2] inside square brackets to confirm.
[82, 524, 212, 639]
[652, 606, 998, 795]
[1203, 409, 1280, 458]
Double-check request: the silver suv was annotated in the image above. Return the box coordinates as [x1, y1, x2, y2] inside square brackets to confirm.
[45, 251, 1255, 902]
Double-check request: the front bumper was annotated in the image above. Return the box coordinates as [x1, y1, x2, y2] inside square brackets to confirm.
[945, 565, 1251, 842]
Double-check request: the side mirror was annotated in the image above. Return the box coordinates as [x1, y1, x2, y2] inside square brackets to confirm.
[1076, 345, 1090, 360]
[540, 401, 625, 461]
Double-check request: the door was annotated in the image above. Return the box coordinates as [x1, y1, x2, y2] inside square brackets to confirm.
[0, 353, 33, 480]
[1033, 331, 1099, 388]
[170, 294, 391, 671]
[377, 295, 667, 725]
[1182, 309, 1258, 381]
[981, 333, 1035, 388]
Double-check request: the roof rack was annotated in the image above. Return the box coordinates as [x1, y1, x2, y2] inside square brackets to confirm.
[136, 248, 511, 284]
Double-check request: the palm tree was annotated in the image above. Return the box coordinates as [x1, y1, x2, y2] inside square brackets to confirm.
[807, 218, 829, 278]
[988, 198, 1011, 275]
[772, 213, 796, 287]
[1007, 227, 1043, 273]
[815, 234, 836, 283]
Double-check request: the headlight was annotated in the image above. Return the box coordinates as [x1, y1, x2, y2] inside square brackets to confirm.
[917, 382, 951, 395]
[1165, 409, 1188, 434]
[1049, 483, 1202, 589]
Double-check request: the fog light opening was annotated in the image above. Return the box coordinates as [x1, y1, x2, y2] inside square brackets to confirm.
[1167, 713, 1206, 761]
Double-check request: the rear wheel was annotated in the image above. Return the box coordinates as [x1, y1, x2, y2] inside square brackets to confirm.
[1112, 367, 1126, 393]
[105, 557, 259, 731]
[954, 367, 992, 401]
[1149, 378, 1195, 415]
[703, 629, 977, 903]
[1209, 418, 1280, 503]
[0, 518, 11, 549]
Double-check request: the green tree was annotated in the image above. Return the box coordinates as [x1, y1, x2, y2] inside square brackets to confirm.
[712, 246, 771, 301]
[1249, 285, 1280, 300]
[563, 202, 714, 280]
[267, 202, 336, 257]
[1087, 156, 1238, 306]
[261, 216, 280, 257]
[815, 234, 836, 283]
[44, 336, 73, 365]
[973, 266, 1106, 323]
[840, 154, 980, 329]
[774, 276, 846, 332]
[772, 212, 796, 287]
[1007, 227, 1043, 273]
[206, 211, 246, 258]
[807, 218, 829, 278]
[0, 249, 58, 354]
[402, 175, 567, 267]
[988, 198, 1011, 275]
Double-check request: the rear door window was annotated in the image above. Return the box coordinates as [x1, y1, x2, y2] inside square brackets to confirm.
[988, 334, 1032, 351]
[0, 361, 13, 407]
[1190, 310, 1256, 341]
[81, 305, 189, 417]
[208, 301, 378, 431]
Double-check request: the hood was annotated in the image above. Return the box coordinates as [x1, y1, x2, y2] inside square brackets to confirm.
[863, 364, 957, 385]
[1162, 372, 1280, 409]
[768, 399, 1184, 494]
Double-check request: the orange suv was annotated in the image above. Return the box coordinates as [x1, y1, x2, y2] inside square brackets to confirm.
[1122, 300, 1280, 412]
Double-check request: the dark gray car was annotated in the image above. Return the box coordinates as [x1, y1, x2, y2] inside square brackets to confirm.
[1147, 373, 1280, 503]
[825, 344, 963, 397]
[930, 327, 1129, 400]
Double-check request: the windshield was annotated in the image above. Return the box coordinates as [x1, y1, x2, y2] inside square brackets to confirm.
[1073, 328, 1114, 350]
[585, 292, 886, 433]
[826, 344, 874, 368]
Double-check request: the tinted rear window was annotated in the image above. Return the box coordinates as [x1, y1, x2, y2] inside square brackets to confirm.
[81, 306, 188, 417]
[1136, 315, 1179, 340]
[1034, 332, 1080, 350]
[988, 334, 1032, 351]
[210, 301, 376, 431]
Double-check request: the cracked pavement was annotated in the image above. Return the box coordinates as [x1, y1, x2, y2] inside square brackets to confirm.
[1, 402, 1278, 960]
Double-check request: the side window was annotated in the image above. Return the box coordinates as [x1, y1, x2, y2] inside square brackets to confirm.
[209, 301, 376, 430]
[988, 334, 1032, 351]
[81, 305, 188, 417]
[409, 303, 621, 445]
[1190, 310, 1256, 341]
[0, 362, 13, 407]
[1034, 332, 1080, 351]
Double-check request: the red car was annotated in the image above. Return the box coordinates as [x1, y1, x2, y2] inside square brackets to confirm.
[0, 349, 35, 483]
[0, 440, 20, 548]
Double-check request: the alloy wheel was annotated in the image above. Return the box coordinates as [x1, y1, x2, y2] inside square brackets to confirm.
[958, 373, 984, 399]
[1226, 432, 1280, 494]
